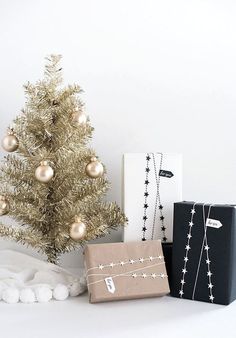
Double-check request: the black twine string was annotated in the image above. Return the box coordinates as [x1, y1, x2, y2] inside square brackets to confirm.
[141, 153, 167, 242]
[141, 154, 151, 241]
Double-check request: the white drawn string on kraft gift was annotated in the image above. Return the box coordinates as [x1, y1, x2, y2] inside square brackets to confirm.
[179, 203, 215, 303]
[86, 255, 168, 287]
[141, 152, 167, 242]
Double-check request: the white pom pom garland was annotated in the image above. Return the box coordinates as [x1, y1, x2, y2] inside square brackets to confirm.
[0, 279, 85, 304]
[53, 284, 69, 301]
[20, 289, 36, 303]
[35, 286, 52, 303]
[70, 280, 85, 297]
[2, 288, 20, 304]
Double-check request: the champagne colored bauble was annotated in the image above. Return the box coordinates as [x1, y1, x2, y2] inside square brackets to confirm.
[69, 217, 87, 241]
[35, 161, 54, 183]
[85, 157, 104, 178]
[1, 133, 19, 152]
[0, 196, 9, 216]
[72, 110, 87, 125]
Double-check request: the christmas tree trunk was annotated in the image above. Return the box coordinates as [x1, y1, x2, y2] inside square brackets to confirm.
[0, 55, 126, 264]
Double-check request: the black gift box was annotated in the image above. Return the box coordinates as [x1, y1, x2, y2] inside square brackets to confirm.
[162, 243, 172, 285]
[171, 201, 236, 305]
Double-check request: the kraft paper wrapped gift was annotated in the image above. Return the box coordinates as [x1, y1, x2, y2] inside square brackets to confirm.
[123, 153, 182, 243]
[171, 202, 236, 305]
[84, 240, 170, 303]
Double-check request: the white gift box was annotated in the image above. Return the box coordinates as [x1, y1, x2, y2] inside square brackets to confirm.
[123, 153, 182, 243]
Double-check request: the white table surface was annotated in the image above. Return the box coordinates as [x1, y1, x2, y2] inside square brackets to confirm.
[0, 293, 235, 338]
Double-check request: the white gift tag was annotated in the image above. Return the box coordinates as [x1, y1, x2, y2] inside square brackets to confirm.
[206, 218, 223, 229]
[105, 277, 116, 294]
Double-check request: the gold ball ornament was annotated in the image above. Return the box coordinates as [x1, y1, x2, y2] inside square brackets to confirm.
[35, 161, 54, 183]
[0, 196, 9, 216]
[85, 157, 104, 178]
[69, 216, 87, 241]
[72, 109, 87, 125]
[1, 131, 19, 152]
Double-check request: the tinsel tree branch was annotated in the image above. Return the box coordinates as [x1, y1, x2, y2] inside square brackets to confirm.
[0, 55, 127, 263]
[0, 223, 50, 252]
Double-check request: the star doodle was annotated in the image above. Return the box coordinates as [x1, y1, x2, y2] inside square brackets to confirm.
[146, 155, 151, 161]
[189, 221, 194, 227]
[158, 255, 163, 260]
[144, 203, 148, 209]
[129, 259, 135, 264]
[161, 226, 166, 231]
[160, 273, 165, 279]
[142, 273, 147, 278]
[144, 192, 149, 197]
[184, 256, 189, 262]
[179, 290, 184, 296]
[187, 234, 192, 239]
[180, 279, 185, 285]
[149, 256, 154, 261]
[160, 216, 165, 221]
[144, 180, 149, 185]
[207, 271, 213, 277]
[132, 273, 137, 278]
[143, 216, 148, 221]
[182, 268, 187, 274]
[204, 245, 210, 251]
[142, 226, 147, 232]
[120, 261, 125, 266]
[98, 264, 104, 270]
[206, 259, 211, 264]
[142, 238, 146, 241]
[185, 244, 191, 251]
[208, 283, 214, 289]
[190, 209, 196, 215]
[145, 167, 150, 173]
[109, 262, 114, 268]
[162, 236, 167, 242]
[209, 295, 214, 302]
[159, 205, 163, 210]
[151, 273, 157, 279]
[139, 258, 144, 263]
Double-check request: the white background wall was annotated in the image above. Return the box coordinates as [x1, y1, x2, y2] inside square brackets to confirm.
[0, 0, 235, 267]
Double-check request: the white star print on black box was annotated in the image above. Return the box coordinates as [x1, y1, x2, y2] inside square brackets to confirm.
[171, 201, 236, 305]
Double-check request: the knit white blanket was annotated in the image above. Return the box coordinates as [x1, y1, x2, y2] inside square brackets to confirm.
[0, 250, 86, 303]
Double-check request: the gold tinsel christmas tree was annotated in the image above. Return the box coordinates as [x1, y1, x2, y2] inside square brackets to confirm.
[0, 55, 126, 263]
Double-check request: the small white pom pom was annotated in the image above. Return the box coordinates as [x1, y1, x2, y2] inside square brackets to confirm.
[53, 284, 69, 301]
[20, 289, 36, 303]
[2, 288, 20, 304]
[69, 279, 86, 297]
[35, 286, 52, 303]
